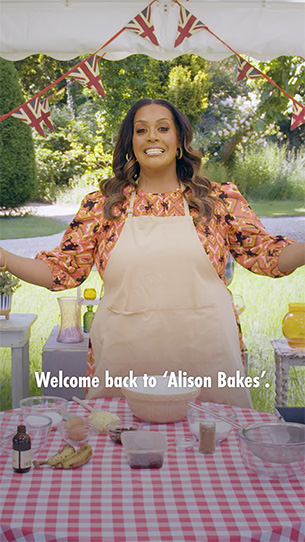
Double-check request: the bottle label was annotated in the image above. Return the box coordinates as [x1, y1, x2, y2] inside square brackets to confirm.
[12, 449, 31, 469]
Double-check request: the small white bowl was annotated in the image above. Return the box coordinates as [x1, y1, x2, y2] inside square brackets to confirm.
[186, 404, 237, 443]
[121, 375, 200, 423]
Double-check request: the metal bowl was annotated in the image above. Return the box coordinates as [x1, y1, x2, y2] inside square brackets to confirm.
[237, 422, 305, 479]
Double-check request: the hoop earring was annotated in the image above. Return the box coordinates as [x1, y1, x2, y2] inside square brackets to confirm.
[125, 153, 130, 162]
[177, 147, 183, 160]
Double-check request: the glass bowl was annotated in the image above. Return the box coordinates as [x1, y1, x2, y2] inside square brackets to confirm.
[19, 396, 68, 428]
[186, 404, 237, 443]
[0, 411, 52, 458]
[237, 421, 305, 479]
[57, 419, 93, 447]
[106, 422, 142, 444]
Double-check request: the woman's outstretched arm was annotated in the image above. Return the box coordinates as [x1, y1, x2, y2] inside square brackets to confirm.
[278, 241, 305, 274]
[0, 249, 53, 289]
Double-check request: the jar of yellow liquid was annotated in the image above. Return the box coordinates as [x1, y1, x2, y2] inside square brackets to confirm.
[282, 303, 305, 350]
[83, 288, 96, 300]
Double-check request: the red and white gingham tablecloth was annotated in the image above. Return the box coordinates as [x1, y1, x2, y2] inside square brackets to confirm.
[0, 398, 304, 542]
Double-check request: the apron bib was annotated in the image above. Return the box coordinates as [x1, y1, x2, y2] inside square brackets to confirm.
[88, 188, 252, 408]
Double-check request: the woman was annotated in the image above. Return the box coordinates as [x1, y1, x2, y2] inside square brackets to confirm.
[1, 99, 304, 407]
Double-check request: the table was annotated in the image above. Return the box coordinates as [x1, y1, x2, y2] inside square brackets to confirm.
[0, 313, 37, 409]
[0, 399, 304, 542]
[272, 338, 305, 406]
[42, 326, 89, 400]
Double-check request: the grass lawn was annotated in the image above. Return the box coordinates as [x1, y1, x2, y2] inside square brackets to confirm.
[249, 200, 305, 217]
[0, 216, 67, 240]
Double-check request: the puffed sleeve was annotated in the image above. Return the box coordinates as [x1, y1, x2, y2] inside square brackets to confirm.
[35, 192, 102, 290]
[222, 182, 296, 277]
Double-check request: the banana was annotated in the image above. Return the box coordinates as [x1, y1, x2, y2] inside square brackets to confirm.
[54, 443, 93, 469]
[33, 444, 75, 469]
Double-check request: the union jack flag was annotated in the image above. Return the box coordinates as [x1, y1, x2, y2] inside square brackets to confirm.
[12, 97, 54, 136]
[174, 6, 207, 48]
[236, 56, 261, 81]
[291, 101, 305, 130]
[70, 55, 105, 97]
[125, 6, 159, 46]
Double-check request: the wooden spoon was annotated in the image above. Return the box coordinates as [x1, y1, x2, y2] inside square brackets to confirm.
[72, 396, 95, 413]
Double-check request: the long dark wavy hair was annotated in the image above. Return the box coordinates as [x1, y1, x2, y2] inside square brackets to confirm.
[100, 98, 216, 223]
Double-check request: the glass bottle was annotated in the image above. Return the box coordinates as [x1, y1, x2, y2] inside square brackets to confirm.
[12, 425, 31, 473]
[83, 305, 95, 333]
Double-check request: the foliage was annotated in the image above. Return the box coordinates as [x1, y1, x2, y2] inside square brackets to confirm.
[0, 271, 21, 295]
[230, 142, 305, 200]
[0, 58, 37, 209]
[251, 56, 305, 150]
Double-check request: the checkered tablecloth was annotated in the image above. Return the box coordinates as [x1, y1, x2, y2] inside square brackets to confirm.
[1, 398, 304, 542]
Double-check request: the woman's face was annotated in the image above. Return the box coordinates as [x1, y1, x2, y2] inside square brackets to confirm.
[132, 104, 180, 174]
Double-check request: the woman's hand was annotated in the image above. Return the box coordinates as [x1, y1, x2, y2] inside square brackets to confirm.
[0, 248, 53, 289]
[278, 242, 305, 273]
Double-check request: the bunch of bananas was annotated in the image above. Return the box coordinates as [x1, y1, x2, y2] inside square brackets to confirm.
[33, 444, 93, 469]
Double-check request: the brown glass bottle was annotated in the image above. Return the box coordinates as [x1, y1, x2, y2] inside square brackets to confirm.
[12, 425, 31, 473]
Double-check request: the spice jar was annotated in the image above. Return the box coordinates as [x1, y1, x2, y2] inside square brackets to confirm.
[199, 422, 216, 454]
[282, 303, 305, 351]
[12, 425, 31, 473]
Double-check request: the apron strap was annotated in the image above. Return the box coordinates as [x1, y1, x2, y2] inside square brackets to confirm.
[126, 183, 190, 217]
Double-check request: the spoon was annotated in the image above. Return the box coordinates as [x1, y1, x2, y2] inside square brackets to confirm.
[72, 396, 95, 413]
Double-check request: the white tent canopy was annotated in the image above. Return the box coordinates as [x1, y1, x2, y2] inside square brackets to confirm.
[0, 0, 304, 62]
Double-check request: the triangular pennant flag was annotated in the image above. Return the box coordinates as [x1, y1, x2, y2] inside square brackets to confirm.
[291, 101, 305, 130]
[236, 56, 262, 81]
[40, 98, 54, 132]
[12, 98, 47, 136]
[125, 5, 159, 46]
[70, 55, 105, 97]
[174, 6, 207, 48]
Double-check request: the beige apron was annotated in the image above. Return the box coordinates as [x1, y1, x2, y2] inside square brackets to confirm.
[88, 188, 252, 408]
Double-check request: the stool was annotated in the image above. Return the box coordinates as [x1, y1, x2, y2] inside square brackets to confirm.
[272, 338, 305, 406]
[0, 313, 37, 408]
[42, 326, 89, 400]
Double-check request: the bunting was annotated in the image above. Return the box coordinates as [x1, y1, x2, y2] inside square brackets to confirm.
[69, 55, 105, 97]
[125, 6, 159, 46]
[174, 6, 207, 48]
[236, 56, 262, 81]
[12, 97, 54, 136]
[291, 101, 305, 130]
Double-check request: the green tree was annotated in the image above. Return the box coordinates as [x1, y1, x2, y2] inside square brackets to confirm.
[0, 58, 37, 210]
[244, 56, 305, 150]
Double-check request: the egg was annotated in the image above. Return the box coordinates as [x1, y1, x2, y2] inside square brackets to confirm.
[64, 416, 84, 429]
[67, 426, 88, 442]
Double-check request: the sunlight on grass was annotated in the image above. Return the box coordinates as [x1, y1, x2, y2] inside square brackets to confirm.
[0, 216, 67, 239]
[249, 200, 305, 217]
